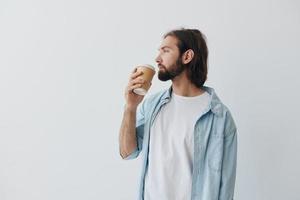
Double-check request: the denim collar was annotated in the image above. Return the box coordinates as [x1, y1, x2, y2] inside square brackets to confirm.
[160, 85, 224, 116]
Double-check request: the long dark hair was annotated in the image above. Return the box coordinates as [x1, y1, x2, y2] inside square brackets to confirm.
[164, 28, 208, 88]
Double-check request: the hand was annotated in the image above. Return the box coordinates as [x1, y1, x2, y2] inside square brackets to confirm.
[124, 68, 145, 110]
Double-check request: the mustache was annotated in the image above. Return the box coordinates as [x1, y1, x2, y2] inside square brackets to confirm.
[158, 64, 166, 69]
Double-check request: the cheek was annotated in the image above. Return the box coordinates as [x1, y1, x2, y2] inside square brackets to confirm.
[162, 54, 177, 65]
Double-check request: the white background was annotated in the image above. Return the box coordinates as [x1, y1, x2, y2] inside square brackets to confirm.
[0, 0, 299, 199]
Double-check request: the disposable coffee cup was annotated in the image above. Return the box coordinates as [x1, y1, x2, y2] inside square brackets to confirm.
[133, 64, 156, 96]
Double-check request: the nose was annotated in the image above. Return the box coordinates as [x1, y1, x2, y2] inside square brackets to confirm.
[155, 54, 162, 64]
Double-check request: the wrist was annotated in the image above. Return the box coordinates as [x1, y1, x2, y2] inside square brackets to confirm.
[124, 104, 137, 112]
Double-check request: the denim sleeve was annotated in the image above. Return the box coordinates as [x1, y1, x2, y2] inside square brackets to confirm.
[122, 101, 145, 160]
[218, 126, 237, 200]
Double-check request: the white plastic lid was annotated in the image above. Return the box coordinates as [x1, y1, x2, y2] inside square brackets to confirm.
[133, 88, 147, 96]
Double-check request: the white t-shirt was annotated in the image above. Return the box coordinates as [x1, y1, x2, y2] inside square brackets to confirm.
[144, 91, 211, 200]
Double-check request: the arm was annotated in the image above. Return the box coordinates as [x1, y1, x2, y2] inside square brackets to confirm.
[119, 68, 145, 159]
[119, 105, 138, 159]
[219, 127, 237, 200]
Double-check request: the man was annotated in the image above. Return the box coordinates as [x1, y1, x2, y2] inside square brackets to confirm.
[119, 28, 237, 200]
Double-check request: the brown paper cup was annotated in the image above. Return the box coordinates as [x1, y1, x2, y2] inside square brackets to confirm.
[133, 64, 156, 95]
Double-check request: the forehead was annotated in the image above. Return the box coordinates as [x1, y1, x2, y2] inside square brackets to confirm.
[159, 36, 179, 49]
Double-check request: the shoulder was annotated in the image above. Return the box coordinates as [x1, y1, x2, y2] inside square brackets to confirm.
[209, 94, 237, 136]
[219, 103, 237, 136]
[137, 88, 169, 115]
[142, 89, 168, 107]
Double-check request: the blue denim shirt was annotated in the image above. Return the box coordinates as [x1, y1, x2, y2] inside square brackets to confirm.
[123, 86, 237, 200]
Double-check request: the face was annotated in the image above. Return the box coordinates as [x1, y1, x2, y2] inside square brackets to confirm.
[155, 36, 185, 81]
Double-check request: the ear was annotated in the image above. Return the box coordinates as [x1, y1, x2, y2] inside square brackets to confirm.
[181, 49, 194, 64]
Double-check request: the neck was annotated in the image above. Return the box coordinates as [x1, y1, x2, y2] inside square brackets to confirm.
[171, 70, 205, 97]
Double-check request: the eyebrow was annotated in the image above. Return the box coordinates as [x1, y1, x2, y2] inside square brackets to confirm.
[158, 46, 172, 51]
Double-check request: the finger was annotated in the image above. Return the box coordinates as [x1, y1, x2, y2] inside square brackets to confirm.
[130, 71, 143, 80]
[128, 84, 143, 92]
[131, 67, 137, 73]
[127, 81, 143, 89]
[127, 78, 144, 88]
[130, 78, 145, 85]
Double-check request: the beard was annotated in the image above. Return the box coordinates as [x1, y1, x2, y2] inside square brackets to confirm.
[158, 58, 186, 81]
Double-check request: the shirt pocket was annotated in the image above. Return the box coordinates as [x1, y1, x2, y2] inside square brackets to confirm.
[208, 135, 224, 172]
